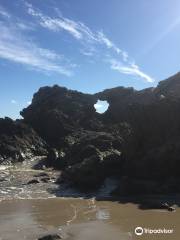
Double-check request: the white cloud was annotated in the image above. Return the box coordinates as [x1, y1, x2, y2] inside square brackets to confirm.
[0, 5, 35, 31]
[80, 50, 93, 56]
[0, 23, 73, 76]
[27, 101, 31, 105]
[26, 3, 135, 67]
[26, 3, 123, 53]
[80, 46, 97, 57]
[40, 17, 83, 39]
[26, 2, 83, 39]
[110, 59, 154, 83]
[122, 51, 129, 62]
[25, 2, 154, 83]
[97, 31, 121, 54]
[11, 99, 17, 104]
[0, 6, 10, 18]
[27, 6, 127, 60]
[15, 22, 35, 31]
[0, 2, 153, 83]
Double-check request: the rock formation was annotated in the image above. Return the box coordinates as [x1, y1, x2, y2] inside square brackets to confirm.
[2, 72, 180, 194]
[0, 117, 47, 164]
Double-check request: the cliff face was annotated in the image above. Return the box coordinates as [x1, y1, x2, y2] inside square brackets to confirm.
[2, 72, 180, 193]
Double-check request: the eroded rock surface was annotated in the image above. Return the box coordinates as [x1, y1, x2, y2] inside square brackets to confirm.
[2, 72, 180, 194]
[0, 117, 47, 164]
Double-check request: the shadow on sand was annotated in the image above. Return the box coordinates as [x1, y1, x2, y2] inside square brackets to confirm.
[47, 182, 180, 211]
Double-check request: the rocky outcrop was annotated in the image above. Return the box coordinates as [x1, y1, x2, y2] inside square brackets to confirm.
[95, 73, 180, 184]
[2, 72, 180, 194]
[0, 117, 47, 164]
[61, 130, 123, 189]
[21, 85, 98, 147]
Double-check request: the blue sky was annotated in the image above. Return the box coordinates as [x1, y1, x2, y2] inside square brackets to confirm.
[0, 0, 180, 119]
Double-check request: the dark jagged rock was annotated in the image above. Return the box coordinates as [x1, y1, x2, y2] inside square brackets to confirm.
[46, 130, 124, 188]
[95, 73, 180, 184]
[2, 72, 180, 194]
[155, 72, 180, 99]
[141, 202, 175, 211]
[111, 177, 159, 196]
[20, 72, 180, 192]
[38, 234, 62, 240]
[34, 172, 49, 178]
[40, 177, 51, 183]
[21, 85, 98, 147]
[0, 117, 47, 164]
[27, 179, 40, 184]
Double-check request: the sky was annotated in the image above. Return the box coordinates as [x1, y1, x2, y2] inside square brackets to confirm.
[0, 0, 180, 119]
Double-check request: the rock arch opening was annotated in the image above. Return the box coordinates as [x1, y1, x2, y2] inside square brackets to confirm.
[94, 100, 109, 114]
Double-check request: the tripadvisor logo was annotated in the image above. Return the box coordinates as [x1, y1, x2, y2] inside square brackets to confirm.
[135, 226, 174, 236]
[135, 227, 143, 236]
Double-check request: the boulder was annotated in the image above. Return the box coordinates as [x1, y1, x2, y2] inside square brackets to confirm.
[38, 234, 62, 240]
[34, 172, 49, 177]
[40, 177, 51, 183]
[27, 179, 40, 185]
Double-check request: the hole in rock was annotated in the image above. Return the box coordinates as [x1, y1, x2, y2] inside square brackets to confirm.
[94, 100, 109, 114]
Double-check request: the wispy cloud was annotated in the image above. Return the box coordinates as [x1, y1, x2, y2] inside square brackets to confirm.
[80, 45, 97, 57]
[15, 21, 35, 31]
[25, 2, 154, 83]
[26, 2, 83, 39]
[0, 4, 35, 31]
[109, 59, 154, 83]
[11, 99, 17, 104]
[0, 21, 73, 76]
[0, 5, 11, 18]
[80, 50, 94, 56]
[26, 3, 124, 54]
[96, 31, 121, 54]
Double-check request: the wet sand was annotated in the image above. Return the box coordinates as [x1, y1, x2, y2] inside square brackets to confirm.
[0, 162, 180, 239]
[0, 198, 179, 240]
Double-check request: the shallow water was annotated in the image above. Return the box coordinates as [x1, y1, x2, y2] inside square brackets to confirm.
[0, 161, 180, 240]
[0, 163, 60, 200]
[0, 160, 119, 200]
